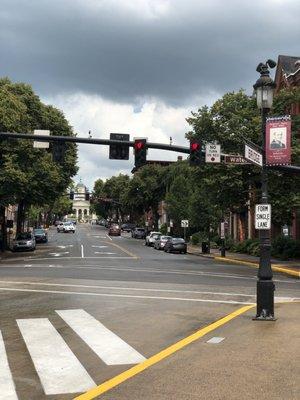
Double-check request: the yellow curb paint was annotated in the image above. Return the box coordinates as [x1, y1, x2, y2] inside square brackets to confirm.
[103, 241, 139, 259]
[214, 256, 299, 279]
[214, 256, 258, 269]
[74, 304, 254, 400]
[272, 266, 300, 278]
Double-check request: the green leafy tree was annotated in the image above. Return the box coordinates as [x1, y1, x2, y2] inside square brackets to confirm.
[0, 78, 78, 233]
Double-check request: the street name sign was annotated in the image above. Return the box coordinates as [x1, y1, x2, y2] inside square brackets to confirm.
[224, 155, 250, 164]
[181, 220, 189, 228]
[33, 130, 50, 148]
[245, 144, 263, 167]
[255, 204, 271, 230]
[205, 143, 221, 163]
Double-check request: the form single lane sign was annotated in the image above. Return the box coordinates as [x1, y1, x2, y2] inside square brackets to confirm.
[255, 204, 271, 230]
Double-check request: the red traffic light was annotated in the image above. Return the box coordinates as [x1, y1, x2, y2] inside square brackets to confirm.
[191, 142, 200, 151]
[134, 141, 144, 150]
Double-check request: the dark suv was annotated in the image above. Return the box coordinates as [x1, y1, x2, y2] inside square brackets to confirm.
[121, 223, 136, 232]
[132, 227, 146, 239]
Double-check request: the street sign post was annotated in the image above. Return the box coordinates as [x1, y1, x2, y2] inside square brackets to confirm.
[245, 144, 263, 167]
[181, 220, 189, 228]
[205, 143, 221, 163]
[255, 204, 271, 230]
[220, 222, 225, 239]
[33, 130, 50, 148]
[181, 220, 189, 241]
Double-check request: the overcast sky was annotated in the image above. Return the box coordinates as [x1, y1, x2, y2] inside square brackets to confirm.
[1, 0, 299, 189]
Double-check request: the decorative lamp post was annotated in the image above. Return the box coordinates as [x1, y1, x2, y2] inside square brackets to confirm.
[253, 60, 276, 320]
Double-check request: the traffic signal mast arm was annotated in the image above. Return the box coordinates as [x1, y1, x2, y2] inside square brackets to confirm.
[0, 132, 190, 154]
[1, 131, 299, 172]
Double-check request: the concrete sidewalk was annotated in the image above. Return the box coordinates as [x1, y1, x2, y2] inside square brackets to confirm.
[98, 302, 299, 400]
[188, 245, 300, 278]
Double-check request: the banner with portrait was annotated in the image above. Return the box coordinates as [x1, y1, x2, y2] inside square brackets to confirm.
[266, 116, 291, 165]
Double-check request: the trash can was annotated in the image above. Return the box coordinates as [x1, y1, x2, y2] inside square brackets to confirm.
[201, 241, 210, 254]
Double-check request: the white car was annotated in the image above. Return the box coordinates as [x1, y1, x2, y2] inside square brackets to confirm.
[63, 222, 76, 233]
[145, 231, 161, 246]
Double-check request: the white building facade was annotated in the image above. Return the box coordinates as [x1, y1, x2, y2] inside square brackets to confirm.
[71, 182, 90, 221]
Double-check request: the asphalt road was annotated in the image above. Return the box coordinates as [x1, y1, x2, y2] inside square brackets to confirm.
[0, 224, 299, 400]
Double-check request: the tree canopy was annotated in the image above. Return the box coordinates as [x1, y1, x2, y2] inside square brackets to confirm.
[0, 78, 78, 230]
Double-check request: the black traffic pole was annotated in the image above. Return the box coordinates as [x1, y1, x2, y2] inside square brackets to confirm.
[253, 61, 276, 321]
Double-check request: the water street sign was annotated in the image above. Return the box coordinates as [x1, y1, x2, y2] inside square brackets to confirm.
[245, 144, 263, 167]
[255, 204, 271, 230]
[33, 130, 50, 148]
[205, 143, 221, 163]
[181, 220, 189, 228]
[224, 155, 250, 164]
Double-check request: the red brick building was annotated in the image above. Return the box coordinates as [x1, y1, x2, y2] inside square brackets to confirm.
[274, 55, 300, 240]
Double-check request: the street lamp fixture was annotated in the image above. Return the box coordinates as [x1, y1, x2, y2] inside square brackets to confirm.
[253, 59, 276, 321]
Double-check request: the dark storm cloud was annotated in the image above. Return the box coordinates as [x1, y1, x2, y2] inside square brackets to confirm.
[1, 0, 299, 105]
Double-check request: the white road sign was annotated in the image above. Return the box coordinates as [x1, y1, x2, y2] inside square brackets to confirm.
[33, 129, 50, 148]
[181, 220, 189, 228]
[205, 143, 221, 163]
[245, 144, 262, 167]
[220, 222, 225, 239]
[255, 204, 271, 230]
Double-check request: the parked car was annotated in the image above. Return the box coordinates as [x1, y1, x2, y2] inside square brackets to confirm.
[121, 223, 136, 232]
[63, 222, 76, 233]
[154, 235, 172, 250]
[145, 231, 161, 246]
[108, 223, 121, 236]
[54, 220, 62, 226]
[164, 238, 187, 254]
[132, 227, 146, 239]
[33, 228, 48, 243]
[12, 232, 36, 252]
[57, 222, 65, 232]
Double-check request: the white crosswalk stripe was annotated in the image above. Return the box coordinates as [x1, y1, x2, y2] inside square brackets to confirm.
[56, 309, 146, 365]
[1, 310, 145, 398]
[0, 331, 18, 400]
[16, 318, 95, 395]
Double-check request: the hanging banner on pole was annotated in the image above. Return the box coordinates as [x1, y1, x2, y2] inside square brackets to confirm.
[266, 116, 291, 165]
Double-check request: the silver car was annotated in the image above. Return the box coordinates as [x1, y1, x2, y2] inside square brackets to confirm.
[154, 235, 172, 250]
[12, 232, 36, 252]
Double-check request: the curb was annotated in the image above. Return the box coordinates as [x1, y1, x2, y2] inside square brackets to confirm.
[187, 249, 300, 279]
[214, 256, 300, 279]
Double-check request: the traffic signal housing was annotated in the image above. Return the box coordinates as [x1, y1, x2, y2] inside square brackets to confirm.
[109, 133, 130, 160]
[52, 142, 66, 164]
[134, 139, 147, 168]
[189, 140, 202, 166]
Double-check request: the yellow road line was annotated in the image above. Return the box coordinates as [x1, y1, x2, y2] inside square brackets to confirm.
[104, 241, 139, 259]
[74, 304, 254, 400]
[214, 256, 299, 278]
